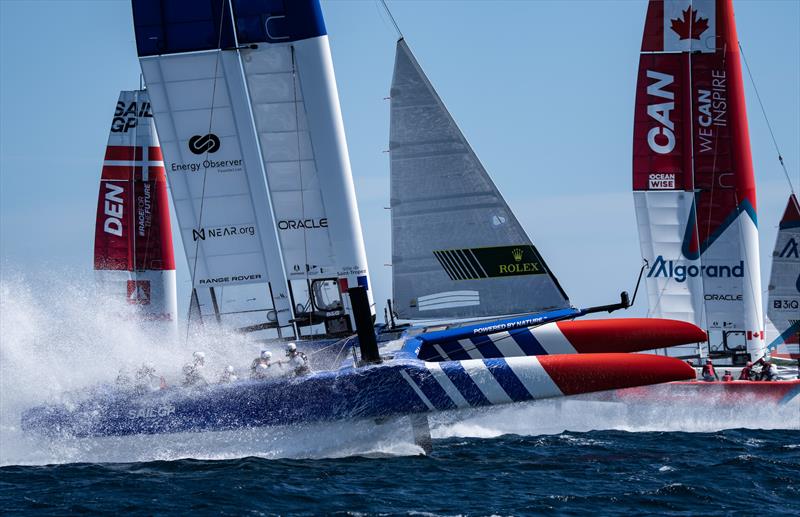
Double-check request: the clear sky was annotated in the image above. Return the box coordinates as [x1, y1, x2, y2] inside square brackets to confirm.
[1, 0, 798, 320]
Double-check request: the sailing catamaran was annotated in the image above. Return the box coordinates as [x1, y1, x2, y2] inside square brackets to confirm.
[617, 0, 800, 404]
[21, 0, 698, 449]
[94, 90, 178, 329]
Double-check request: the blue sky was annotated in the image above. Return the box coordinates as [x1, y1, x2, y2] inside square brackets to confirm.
[1, 0, 798, 320]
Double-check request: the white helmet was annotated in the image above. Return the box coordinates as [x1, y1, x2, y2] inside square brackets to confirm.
[225, 365, 235, 374]
[260, 350, 272, 360]
[286, 342, 297, 354]
[193, 351, 206, 365]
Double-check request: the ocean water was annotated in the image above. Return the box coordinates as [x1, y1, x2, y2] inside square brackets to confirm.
[2, 273, 799, 515]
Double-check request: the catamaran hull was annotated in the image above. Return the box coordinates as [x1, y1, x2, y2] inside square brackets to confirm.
[592, 380, 800, 406]
[21, 354, 693, 438]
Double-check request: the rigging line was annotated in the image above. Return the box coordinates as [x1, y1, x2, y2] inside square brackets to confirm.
[378, 0, 403, 39]
[739, 41, 797, 195]
[186, 0, 228, 345]
[290, 45, 313, 332]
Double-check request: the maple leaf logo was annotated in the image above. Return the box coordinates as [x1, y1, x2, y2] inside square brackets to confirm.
[670, 7, 710, 40]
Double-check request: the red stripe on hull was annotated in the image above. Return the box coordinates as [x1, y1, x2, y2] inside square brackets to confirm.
[538, 354, 695, 396]
[558, 318, 707, 353]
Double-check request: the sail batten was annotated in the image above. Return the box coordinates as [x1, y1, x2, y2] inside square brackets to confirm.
[390, 39, 569, 320]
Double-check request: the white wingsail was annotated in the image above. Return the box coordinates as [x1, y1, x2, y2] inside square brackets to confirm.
[133, 0, 372, 337]
[389, 39, 570, 321]
[766, 194, 800, 360]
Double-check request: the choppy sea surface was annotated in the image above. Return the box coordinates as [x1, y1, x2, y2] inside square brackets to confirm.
[1, 273, 799, 515]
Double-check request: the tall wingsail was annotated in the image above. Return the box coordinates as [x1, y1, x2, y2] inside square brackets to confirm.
[132, 0, 372, 336]
[632, 0, 764, 360]
[766, 194, 800, 359]
[390, 39, 569, 320]
[94, 90, 178, 329]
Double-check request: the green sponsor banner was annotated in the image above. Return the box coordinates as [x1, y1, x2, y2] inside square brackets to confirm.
[471, 245, 545, 278]
[433, 245, 546, 280]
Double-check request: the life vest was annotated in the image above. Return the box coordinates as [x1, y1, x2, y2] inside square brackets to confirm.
[702, 363, 716, 378]
[721, 373, 733, 381]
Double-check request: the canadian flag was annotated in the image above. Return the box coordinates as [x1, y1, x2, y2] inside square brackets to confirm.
[746, 330, 764, 341]
[662, 0, 716, 53]
[127, 280, 151, 305]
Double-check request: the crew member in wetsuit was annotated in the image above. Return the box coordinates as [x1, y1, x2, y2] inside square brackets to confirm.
[218, 365, 238, 383]
[721, 370, 733, 382]
[250, 350, 276, 380]
[701, 359, 719, 382]
[739, 361, 754, 380]
[135, 363, 165, 394]
[182, 351, 208, 388]
[284, 342, 310, 377]
[761, 361, 778, 381]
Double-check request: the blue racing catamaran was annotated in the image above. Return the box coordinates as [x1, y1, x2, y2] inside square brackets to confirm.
[21, 0, 702, 451]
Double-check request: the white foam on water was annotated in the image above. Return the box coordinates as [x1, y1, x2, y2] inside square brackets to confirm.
[0, 271, 419, 465]
[430, 396, 799, 441]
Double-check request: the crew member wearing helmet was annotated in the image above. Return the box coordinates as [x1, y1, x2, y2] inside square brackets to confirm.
[182, 351, 208, 388]
[701, 358, 718, 382]
[218, 365, 238, 384]
[251, 350, 276, 380]
[134, 363, 165, 394]
[285, 342, 310, 377]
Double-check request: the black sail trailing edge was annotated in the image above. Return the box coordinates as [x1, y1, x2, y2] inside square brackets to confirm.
[389, 39, 569, 320]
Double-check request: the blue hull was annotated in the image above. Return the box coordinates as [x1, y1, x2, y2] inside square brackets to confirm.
[22, 362, 431, 438]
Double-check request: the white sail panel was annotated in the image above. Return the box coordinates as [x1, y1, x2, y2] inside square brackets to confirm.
[390, 39, 569, 320]
[241, 44, 336, 280]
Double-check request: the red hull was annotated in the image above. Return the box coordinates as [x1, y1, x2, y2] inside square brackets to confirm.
[611, 379, 800, 405]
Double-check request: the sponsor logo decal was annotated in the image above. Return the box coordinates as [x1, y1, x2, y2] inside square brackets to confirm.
[103, 183, 125, 237]
[670, 7, 709, 40]
[434, 245, 546, 281]
[111, 100, 152, 133]
[647, 255, 744, 283]
[127, 405, 175, 419]
[188, 133, 221, 155]
[696, 71, 728, 153]
[127, 280, 151, 305]
[779, 237, 799, 259]
[192, 225, 256, 241]
[773, 299, 799, 310]
[199, 274, 262, 285]
[137, 184, 152, 237]
[277, 218, 328, 230]
[648, 173, 675, 189]
[645, 70, 676, 155]
[170, 158, 243, 173]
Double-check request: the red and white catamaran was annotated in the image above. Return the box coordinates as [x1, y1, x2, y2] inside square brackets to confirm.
[621, 0, 799, 404]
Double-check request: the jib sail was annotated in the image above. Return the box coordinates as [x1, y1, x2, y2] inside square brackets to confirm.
[632, 0, 764, 359]
[766, 194, 800, 359]
[132, 0, 373, 336]
[389, 39, 569, 320]
[94, 90, 178, 328]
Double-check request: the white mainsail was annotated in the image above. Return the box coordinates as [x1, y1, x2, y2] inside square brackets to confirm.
[133, 0, 372, 336]
[389, 39, 570, 320]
